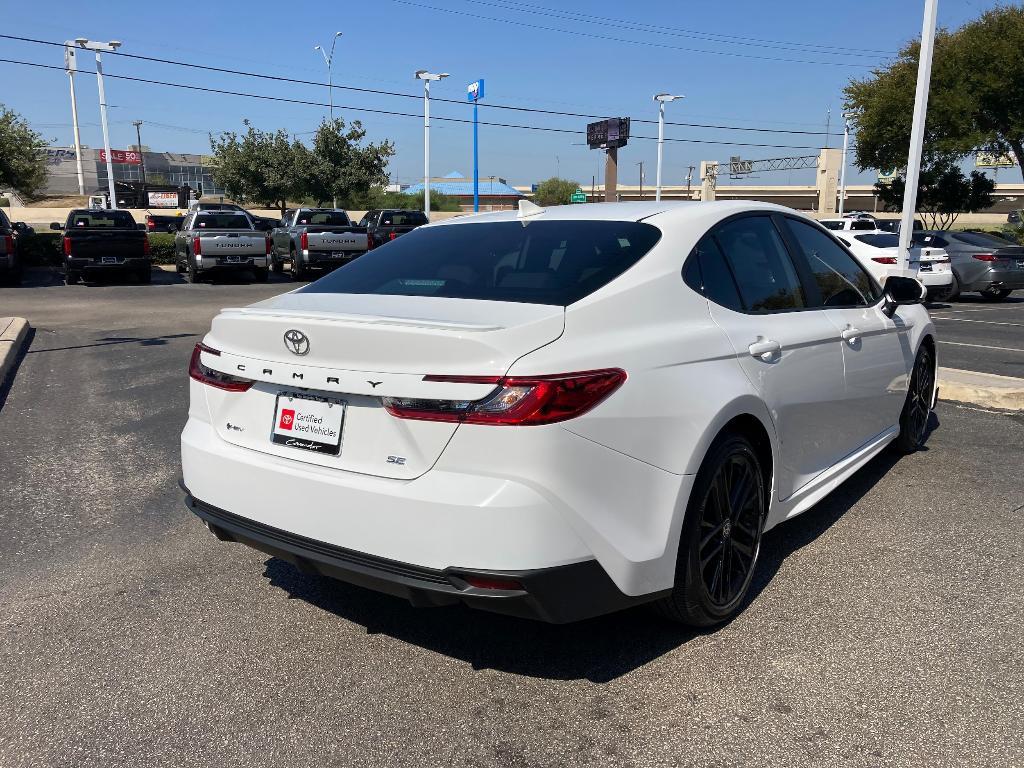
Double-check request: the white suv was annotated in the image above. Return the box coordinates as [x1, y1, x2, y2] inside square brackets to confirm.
[181, 201, 936, 626]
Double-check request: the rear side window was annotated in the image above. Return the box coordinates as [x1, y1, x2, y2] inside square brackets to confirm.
[381, 211, 428, 226]
[820, 220, 844, 230]
[786, 219, 881, 307]
[684, 236, 744, 312]
[713, 217, 805, 312]
[953, 232, 1013, 247]
[301, 220, 661, 306]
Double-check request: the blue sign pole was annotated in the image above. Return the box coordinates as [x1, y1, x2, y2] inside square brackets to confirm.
[468, 79, 484, 213]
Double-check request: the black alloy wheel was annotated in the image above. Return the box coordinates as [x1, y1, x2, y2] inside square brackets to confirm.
[654, 433, 766, 626]
[893, 345, 934, 454]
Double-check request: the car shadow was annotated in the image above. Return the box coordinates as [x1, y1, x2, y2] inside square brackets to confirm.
[257, 413, 941, 683]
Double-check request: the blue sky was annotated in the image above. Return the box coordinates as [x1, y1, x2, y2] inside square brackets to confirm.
[1, 0, 1005, 189]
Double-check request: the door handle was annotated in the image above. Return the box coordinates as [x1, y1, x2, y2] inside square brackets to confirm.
[841, 327, 862, 344]
[748, 339, 782, 361]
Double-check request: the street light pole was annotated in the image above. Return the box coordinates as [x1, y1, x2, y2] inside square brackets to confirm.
[653, 93, 684, 202]
[838, 115, 850, 216]
[63, 44, 85, 196]
[75, 38, 122, 209]
[636, 161, 644, 200]
[415, 70, 449, 219]
[898, 0, 939, 274]
[314, 32, 343, 122]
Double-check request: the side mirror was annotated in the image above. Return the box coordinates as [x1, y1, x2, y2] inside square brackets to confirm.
[882, 275, 926, 317]
[50, 222, 62, 231]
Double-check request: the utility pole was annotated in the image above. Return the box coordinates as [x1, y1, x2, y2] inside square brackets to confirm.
[636, 161, 644, 200]
[63, 43, 85, 196]
[898, 0, 939, 274]
[415, 70, 449, 218]
[591, 174, 595, 202]
[825, 106, 832, 150]
[653, 93, 683, 201]
[132, 120, 147, 185]
[686, 165, 695, 198]
[838, 115, 850, 216]
[75, 38, 121, 208]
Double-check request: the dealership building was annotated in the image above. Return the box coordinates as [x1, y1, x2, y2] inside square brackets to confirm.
[42, 147, 225, 198]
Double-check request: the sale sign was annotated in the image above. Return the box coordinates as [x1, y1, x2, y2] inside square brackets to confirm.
[99, 149, 142, 164]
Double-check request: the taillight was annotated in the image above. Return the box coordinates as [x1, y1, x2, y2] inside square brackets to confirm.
[146, 218, 155, 230]
[63, 236, 72, 256]
[300, 231, 309, 251]
[265, 237, 272, 255]
[193, 236, 202, 256]
[188, 343, 253, 392]
[389, 232, 399, 241]
[143, 236, 151, 255]
[871, 256, 897, 264]
[973, 253, 998, 261]
[382, 369, 627, 426]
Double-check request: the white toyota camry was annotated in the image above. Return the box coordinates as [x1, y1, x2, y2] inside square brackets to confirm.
[181, 201, 937, 626]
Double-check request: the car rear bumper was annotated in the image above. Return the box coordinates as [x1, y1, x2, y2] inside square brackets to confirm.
[304, 251, 364, 266]
[196, 256, 269, 271]
[184, 491, 662, 623]
[68, 257, 149, 269]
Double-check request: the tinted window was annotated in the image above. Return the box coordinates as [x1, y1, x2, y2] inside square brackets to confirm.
[0, 209, 10, 228]
[381, 211, 428, 226]
[713, 217, 805, 312]
[821, 220, 844, 230]
[296, 210, 350, 226]
[68, 210, 137, 228]
[301, 220, 662, 306]
[853, 233, 900, 248]
[912, 233, 949, 248]
[787, 219, 881, 307]
[684, 236, 744, 311]
[849, 219, 876, 231]
[952, 232, 1014, 247]
[194, 213, 253, 230]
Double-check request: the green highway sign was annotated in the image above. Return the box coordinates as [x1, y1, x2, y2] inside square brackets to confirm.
[570, 188, 586, 204]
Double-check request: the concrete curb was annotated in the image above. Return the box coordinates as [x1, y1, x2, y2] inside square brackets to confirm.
[0, 317, 30, 387]
[938, 367, 1024, 411]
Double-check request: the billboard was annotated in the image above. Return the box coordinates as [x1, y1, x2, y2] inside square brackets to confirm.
[586, 118, 630, 150]
[147, 191, 179, 208]
[99, 149, 142, 164]
[976, 152, 1016, 168]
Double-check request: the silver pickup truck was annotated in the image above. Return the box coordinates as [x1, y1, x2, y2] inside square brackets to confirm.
[174, 210, 271, 283]
[270, 208, 368, 280]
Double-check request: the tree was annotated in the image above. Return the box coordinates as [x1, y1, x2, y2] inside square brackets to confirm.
[533, 177, 579, 206]
[352, 187, 461, 212]
[209, 120, 312, 214]
[874, 162, 995, 229]
[0, 104, 49, 199]
[307, 118, 395, 207]
[845, 5, 1024, 179]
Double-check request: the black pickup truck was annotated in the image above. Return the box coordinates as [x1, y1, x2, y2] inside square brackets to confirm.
[358, 209, 429, 249]
[0, 207, 23, 286]
[52, 209, 151, 285]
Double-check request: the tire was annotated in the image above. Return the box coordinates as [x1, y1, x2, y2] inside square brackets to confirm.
[272, 258, 284, 274]
[252, 267, 269, 282]
[291, 249, 305, 281]
[980, 288, 1012, 302]
[892, 344, 935, 454]
[946, 272, 961, 302]
[652, 432, 767, 627]
[175, 260, 186, 274]
[65, 269, 79, 286]
[186, 259, 198, 284]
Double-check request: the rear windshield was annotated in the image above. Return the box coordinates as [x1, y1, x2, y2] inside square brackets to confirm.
[820, 220, 844, 230]
[381, 211, 428, 226]
[849, 219, 876, 230]
[953, 231, 1014, 247]
[69, 211, 136, 228]
[195, 213, 253, 230]
[296, 210, 351, 226]
[301, 220, 662, 306]
[854, 233, 900, 248]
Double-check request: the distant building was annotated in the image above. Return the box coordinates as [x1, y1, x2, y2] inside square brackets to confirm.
[43, 147, 226, 198]
[404, 171, 523, 211]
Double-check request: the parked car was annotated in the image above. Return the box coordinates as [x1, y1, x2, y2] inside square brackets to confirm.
[174, 210, 271, 283]
[52, 209, 151, 285]
[358, 209, 429, 248]
[819, 216, 878, 231]
[835, 230, 954, 301]
[1007, 209, 1021, 225]
[875, 218, 924, 233]
[248, 213, 278, 233]
[181, 201, 936, 626]
[270, 208, 368, 280]
[0, 208, 23, 286]
[912, 230, 1024, 301]
[145, 212, 185, 234]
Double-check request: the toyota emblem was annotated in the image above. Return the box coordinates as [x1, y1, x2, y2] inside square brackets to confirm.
[283, 329, 310, 356]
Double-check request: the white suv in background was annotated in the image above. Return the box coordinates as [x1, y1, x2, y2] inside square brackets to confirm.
[182, 201, 936, 626]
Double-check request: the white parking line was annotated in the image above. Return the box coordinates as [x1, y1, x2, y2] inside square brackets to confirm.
[937, 340, 1024, 353]
[931, 305, 1024, 315]
[932, 317, 1024, 327]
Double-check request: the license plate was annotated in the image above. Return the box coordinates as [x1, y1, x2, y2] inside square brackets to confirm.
[225, 255, 241, 264]
[919, 263, 933, 272]
[330, 251, 350, 258]
[272, 392, 345, 455]
[101, 256, 117, 264]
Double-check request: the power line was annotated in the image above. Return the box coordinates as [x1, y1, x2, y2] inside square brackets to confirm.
[0, 57, 833, 151]
[389, 0, 882, 68]
[454, 0, 896, 57]
[0, 33, 843, 138]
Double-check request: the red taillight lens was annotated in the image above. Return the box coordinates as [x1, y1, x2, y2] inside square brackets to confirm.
[973, 253, 998, 261]
[265, 237, 272, 255]
[188, 343, 254, 392]
[143, 236, 151, 255]
[300, 231, 309, 250]
[871, 256, 898, 264]
[389, 231, 399, 241]
[459, 575, 524, 591]
[382, 369, 627, 426]
[146, 218, 155, 230]
[192, 236, 202, 256]
[63, 235, 72, 256]
[366, 234, 375, 250]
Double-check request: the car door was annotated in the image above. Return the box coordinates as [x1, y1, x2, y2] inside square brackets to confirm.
[782, 217, 912, 445]
[696, 214, 850, 500]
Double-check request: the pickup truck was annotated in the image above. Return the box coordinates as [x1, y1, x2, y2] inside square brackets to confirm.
[357, 209, 429, 249]
[146, 212, 185, 234]
[174, 210, 271, 283]
[51, 209, 151, 285]
[0, 208, 23, 286]
[270, 208, 368, 280]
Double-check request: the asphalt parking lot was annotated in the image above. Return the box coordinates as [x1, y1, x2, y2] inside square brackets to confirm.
[1, 273, 1022, 767]
[927, 294, 1024, 377]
